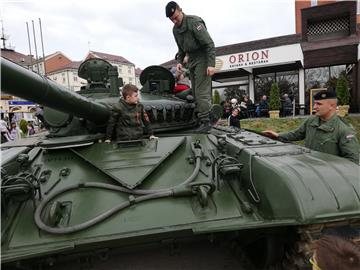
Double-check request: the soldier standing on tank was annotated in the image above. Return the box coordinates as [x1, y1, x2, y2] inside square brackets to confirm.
[166, 1, 216, 132]
[105, 84, 157, 142]
[262, 90, 359, 164]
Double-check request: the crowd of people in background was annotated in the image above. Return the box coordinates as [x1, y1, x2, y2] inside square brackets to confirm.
[220, 93, 295, 129]
[0, 116, 41, 143]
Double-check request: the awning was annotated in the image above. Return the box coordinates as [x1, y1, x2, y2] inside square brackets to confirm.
[212, 68, 251, 83]
[12, 110, 32, 113]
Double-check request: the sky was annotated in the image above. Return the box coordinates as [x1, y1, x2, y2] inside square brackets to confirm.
[1, 0, 296, 69]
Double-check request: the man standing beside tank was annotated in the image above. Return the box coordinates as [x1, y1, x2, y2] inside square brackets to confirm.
[262, 90, 359, 164]
[166, 1, 216, 132]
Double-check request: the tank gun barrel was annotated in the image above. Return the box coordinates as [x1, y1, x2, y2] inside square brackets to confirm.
[1, 57, 109, 124]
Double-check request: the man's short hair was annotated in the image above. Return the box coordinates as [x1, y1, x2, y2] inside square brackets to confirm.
[166, 1, 179, 17]
[122, 84, 138, 99]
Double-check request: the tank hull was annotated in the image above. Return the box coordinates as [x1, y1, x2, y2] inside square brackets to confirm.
[1, 130, 359, 269]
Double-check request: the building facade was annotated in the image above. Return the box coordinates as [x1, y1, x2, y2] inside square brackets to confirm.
[295, 0, 360, 34]
[47, 61, 86, 91]
[161, 1, 359, 114]
[31, 51, 72, 76]
[213, 35, 304, 112]
[135, 67, 143, 88]
[85, 51, 138, 87]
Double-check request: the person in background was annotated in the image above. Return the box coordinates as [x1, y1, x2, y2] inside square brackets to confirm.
[9, 122, 22, 141]
[262, 90, 359, 164]
[0, 118, 11, 142]
[170, 66, 177, 77]
[282, 93, 293, 117]
[228, 108, 241, 128]
[105, 84, 157, 142]
[240, 95, 253, 118]
[239, 96, 247, 110]
[222, 100, 232, 119]
[27, 123, 36, 136]
[242, 95, 256, 118]
[230, 98, 239, 109]
[166, 1, 216, 132]
[257, 95, 269, 117]
[310, 235, 360, 270]
[174, 70, 191, 93]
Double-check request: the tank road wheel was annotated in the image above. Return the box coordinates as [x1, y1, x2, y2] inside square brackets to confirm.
[232, 231, 302, 270]
[245, 234, 285, 269]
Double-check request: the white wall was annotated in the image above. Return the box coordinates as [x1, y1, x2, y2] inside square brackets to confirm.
[113, 62, 136, 85]
[48, 69, 86, 91]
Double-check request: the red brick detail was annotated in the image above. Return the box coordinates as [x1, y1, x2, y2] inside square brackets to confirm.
[295, 1, 311, 34]
[45, 53, 71, 74]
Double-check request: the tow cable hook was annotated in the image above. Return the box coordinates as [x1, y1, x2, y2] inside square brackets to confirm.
[190, 183, 215, 207]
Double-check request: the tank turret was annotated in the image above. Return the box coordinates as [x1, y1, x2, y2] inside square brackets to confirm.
[1, 57, 197, 136]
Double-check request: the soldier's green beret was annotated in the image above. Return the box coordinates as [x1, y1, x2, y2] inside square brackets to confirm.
[314, 90, 337, 100]
[166, 1, 179, 17]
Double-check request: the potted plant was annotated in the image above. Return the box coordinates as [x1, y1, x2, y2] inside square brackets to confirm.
[213, 89, 221, 105]
[269, 82, 281, 118]
[336, 74, 350, 117]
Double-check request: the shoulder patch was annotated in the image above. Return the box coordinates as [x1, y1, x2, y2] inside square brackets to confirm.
[196, 24, 203, 31]
[345, 134, 355, 140]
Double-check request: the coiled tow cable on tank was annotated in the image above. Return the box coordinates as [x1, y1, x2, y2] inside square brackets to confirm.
[1, 172, 40, 204]
[211, 155, 243, 191]
[34, 141, 209, 234]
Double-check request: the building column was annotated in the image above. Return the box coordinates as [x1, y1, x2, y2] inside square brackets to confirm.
[298, 68, 305, 115]
[355, 61, 360, 113]
[249, 74, 255, 102]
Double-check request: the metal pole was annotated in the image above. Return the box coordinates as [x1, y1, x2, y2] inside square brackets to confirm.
[38, 18, 46, 75]
[1, 20, 6, 49]
[293, 99, 296, 118]
[26, 22, 33, 70]
[31, 20, 40, 74]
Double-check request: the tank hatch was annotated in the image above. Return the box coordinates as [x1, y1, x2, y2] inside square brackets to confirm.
[140, 65, 175, 93]
[70, 137, 185, 189]
[78, 58, 112, 83]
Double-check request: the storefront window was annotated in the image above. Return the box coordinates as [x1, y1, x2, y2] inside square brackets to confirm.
[305, 67, 329, 91]
[329, 65, 346, 78]
[213, 76, 249, 101]
[254, 73, 275, 102]
[276, 70, 299, 104]
[304, 65, 348, 114]
[305, 65, 346, 92]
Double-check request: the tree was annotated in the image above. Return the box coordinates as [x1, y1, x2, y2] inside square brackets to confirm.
[269, 83, 281, 110]
[254, 76, 274, 101]
[325, 76, 338, 91]
[224, 86, 242, 101]
[213, 89, 221, 104]
[336, 74, 350, 105]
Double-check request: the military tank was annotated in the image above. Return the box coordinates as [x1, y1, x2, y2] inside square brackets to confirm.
[1, 56, 359, 270]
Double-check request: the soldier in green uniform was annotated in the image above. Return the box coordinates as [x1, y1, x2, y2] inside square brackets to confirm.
[105, 84, 157, 142]
[166, 1, 216, 132]
[262, 90, 359, 164]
